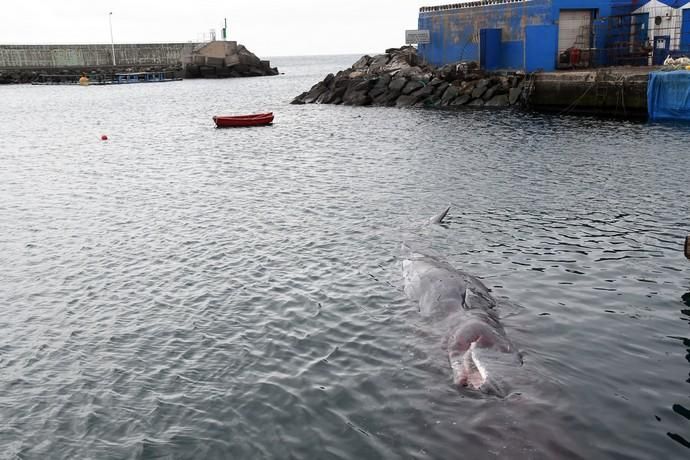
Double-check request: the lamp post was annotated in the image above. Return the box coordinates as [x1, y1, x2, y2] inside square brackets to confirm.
[109, 12, 116, 66]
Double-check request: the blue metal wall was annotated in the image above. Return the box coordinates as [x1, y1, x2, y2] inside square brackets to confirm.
[418, 0, 551, 69]
[526, 24, 559, 70]
[417, 0, 631, 70]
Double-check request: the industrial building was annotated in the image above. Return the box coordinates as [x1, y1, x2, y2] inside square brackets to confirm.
[416, 0, 690, 71]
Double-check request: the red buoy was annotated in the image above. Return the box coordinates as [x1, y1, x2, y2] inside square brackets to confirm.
[101, 134, 108, 141]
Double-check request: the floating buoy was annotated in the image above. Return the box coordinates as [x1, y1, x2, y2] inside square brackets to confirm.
[100, 134, 108, 141]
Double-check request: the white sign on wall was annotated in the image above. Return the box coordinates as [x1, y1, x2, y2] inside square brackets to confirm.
[405, 30, 431, 45]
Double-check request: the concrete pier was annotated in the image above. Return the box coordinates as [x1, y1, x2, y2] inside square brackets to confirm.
[0, 41, 278, 83]
[526, 68, 651, 118]
[0, 43, 197, 69]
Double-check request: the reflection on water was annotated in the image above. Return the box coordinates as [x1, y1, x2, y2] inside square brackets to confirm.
[669, 293, 690, 449]
[0, 55, 689, 459]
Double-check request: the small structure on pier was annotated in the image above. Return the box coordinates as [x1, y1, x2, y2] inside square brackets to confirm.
[183, 41, 278, 78]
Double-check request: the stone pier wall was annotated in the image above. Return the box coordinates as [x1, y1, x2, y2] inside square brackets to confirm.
[527, 69, 649, 117]
[0, 43, 198, 69]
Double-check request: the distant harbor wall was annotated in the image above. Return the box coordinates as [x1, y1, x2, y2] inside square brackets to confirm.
[0, 43, 199, 69]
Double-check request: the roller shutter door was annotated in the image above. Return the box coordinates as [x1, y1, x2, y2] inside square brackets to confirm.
[558, 10, 592, 53]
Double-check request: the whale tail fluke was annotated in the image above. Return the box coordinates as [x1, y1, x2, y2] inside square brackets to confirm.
[428, 205, 451, 225]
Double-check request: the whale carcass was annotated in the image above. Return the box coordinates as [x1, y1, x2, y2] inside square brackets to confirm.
[402, 252, 523, 396]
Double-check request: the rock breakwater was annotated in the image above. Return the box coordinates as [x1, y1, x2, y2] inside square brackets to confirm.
[291, 46, 528, 109]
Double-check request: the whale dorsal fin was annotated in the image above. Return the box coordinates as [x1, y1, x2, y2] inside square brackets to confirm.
[429, 205, 451, 225]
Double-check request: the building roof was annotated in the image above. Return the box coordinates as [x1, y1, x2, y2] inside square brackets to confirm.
[634, 0, 690, 7]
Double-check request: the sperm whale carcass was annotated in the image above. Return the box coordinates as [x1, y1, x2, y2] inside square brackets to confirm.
[402, 252, 523, 396]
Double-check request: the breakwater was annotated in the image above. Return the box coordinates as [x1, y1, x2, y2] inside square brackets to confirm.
[292, 46, 656, 119]
[291, 46, 528, 108]
[0, 41, 278, 83]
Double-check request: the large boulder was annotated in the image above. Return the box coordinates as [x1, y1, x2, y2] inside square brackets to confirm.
[402, 80, 425, 95]
[509, 87, 522, 105]
[411, 84, 435, 98]
[389, 77, 408, 92]
[396, 66, 428, 80]
[468, 98, 485, 107]
[370, 75, 393, 98]
[476, 78, 490, 89]
[441, 86, 460, 105]
[373, 89, 402, 106]
[459, 80, 476, 95]
[236, 45, 263, 67]
[352, 55, 372, 70]
[485, 94, 510, 107]
[317, 85, 347, 104]
[471, 85, 487, 99]
[291, 92, 308, 104]
[343, 79, 374, 106]
[482, 84, 500, 101]
[382, 46, 418, 73]
[346, 93, 372, 106]
[368, 54, 391, 74]
[451, 94, 471, 106]
[433, 81, 450, 97]
[396, 94, 421, 107]
[303, 82, 330, 103]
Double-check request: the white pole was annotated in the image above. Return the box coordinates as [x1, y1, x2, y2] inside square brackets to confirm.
[109, 12, 116, 66]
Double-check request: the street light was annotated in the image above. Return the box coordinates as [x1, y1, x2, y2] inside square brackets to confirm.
[109, 12, 116, 66]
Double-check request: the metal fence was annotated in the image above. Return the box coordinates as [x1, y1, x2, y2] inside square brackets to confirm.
[560, 8, 687, 69]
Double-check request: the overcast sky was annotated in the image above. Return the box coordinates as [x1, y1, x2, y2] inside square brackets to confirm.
[0, 0, 433, 57]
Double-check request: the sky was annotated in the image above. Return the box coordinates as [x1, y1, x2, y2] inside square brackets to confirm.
[0, 0, 434, 57]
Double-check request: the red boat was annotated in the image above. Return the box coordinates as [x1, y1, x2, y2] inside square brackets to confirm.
[213, 112, 274, 128]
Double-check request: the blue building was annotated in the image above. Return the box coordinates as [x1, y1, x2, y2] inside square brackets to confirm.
[417, 0, 690, 71]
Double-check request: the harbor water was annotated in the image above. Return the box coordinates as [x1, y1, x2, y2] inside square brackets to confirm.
[1, 55, 689, 459]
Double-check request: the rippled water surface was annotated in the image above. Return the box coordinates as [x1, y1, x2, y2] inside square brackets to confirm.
[1, 55, 689, 459]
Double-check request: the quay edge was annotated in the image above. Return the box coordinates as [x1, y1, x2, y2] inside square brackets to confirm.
[526, 68, 650, 118]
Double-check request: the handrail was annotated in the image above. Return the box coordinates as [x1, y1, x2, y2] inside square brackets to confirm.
[420, 0, 530, 13]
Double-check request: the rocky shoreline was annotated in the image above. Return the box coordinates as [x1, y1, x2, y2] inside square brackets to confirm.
[291, 46, 529, 109]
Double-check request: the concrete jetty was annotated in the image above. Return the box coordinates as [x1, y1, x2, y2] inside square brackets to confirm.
[527, 68, 650, 118]
[0, 43, 194, 69]
[0, 41, 278, 83]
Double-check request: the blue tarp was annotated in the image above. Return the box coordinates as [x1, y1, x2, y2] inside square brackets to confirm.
[647, 71, 690, 121]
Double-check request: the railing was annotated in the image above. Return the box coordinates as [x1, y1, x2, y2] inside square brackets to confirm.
[420, 0, 530, 13]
